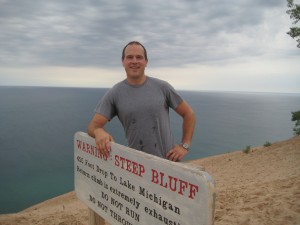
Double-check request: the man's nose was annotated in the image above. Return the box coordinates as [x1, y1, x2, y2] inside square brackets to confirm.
[132, 57, 138, 62]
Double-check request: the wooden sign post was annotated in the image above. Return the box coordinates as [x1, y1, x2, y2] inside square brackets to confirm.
[74, 132, 215, 225]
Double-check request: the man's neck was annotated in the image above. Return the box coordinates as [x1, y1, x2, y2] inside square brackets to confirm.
[126, 74, 147, 85]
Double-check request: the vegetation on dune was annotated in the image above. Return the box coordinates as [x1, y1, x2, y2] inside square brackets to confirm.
[291, 110, 300, 135]
[286, 0, 300, 48]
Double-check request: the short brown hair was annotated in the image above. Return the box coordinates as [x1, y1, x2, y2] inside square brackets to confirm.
[122, 41, 148, 61]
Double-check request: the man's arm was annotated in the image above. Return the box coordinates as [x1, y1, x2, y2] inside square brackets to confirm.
[166, 100, 195, 161]
[87, 113, 114, 157]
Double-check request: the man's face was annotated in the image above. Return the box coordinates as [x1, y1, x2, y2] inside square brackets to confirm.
[122, 44, 148, 80]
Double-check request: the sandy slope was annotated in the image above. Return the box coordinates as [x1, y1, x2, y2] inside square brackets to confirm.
[0, 136, 299, 225]
[189, 135, 300, 225]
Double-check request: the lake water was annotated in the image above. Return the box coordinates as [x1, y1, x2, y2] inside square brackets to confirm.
[0, 86, 299, 213]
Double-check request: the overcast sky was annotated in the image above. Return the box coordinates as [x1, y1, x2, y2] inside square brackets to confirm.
[0, 0, 299, 93]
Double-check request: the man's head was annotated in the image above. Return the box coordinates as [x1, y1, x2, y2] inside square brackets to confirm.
[122, 41, 148, 83]
[122, 41, 148, 61]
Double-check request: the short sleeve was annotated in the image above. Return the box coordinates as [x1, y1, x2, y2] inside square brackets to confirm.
[161, 82, 183, 110]
[94, 89, 117, 121]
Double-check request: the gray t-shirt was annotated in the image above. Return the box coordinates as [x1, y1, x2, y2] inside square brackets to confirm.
[95, 76, 183, 158]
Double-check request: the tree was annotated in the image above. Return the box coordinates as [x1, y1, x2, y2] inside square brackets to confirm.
[286, 0, 300, 48]
[291, 110, 300, 135]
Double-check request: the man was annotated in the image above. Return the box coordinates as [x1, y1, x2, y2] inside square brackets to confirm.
[88, 41, 195, 162]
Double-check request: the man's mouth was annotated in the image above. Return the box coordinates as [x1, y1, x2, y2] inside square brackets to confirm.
[130, 67, 140, 71]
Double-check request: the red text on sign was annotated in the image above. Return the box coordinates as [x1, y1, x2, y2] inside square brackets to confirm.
[114, 155, 145, 177]
[151, 169, 199, 199]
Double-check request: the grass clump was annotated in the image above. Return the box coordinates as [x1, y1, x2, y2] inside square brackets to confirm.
[243, 145, 251, 154]
[264, 141, 272, 147]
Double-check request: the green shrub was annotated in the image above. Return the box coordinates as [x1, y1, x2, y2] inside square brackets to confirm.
[264, 141, 272, 147]
[291, 110, 300, 135]
[243, 145, 251, 154]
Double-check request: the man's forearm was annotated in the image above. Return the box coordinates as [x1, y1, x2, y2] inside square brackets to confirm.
[88, 125, 99, 137]
[181, 111, 196, 145]
[87, 124, 96, 137]
[87, 114, 109, 138]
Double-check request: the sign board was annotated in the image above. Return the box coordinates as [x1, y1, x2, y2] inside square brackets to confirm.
[74, 132, 215, 225]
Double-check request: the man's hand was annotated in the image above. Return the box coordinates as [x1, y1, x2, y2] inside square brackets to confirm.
[166, 145, 188, 162]
[87, 113, 113, 158]
[94, 128, 114, 158]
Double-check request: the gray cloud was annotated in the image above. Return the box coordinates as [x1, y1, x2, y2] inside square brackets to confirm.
[0, 0, 290, 68]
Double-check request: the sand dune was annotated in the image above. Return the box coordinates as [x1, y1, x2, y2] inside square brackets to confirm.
[189, 135, 300, 225]
[0, 136, 299, 225]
